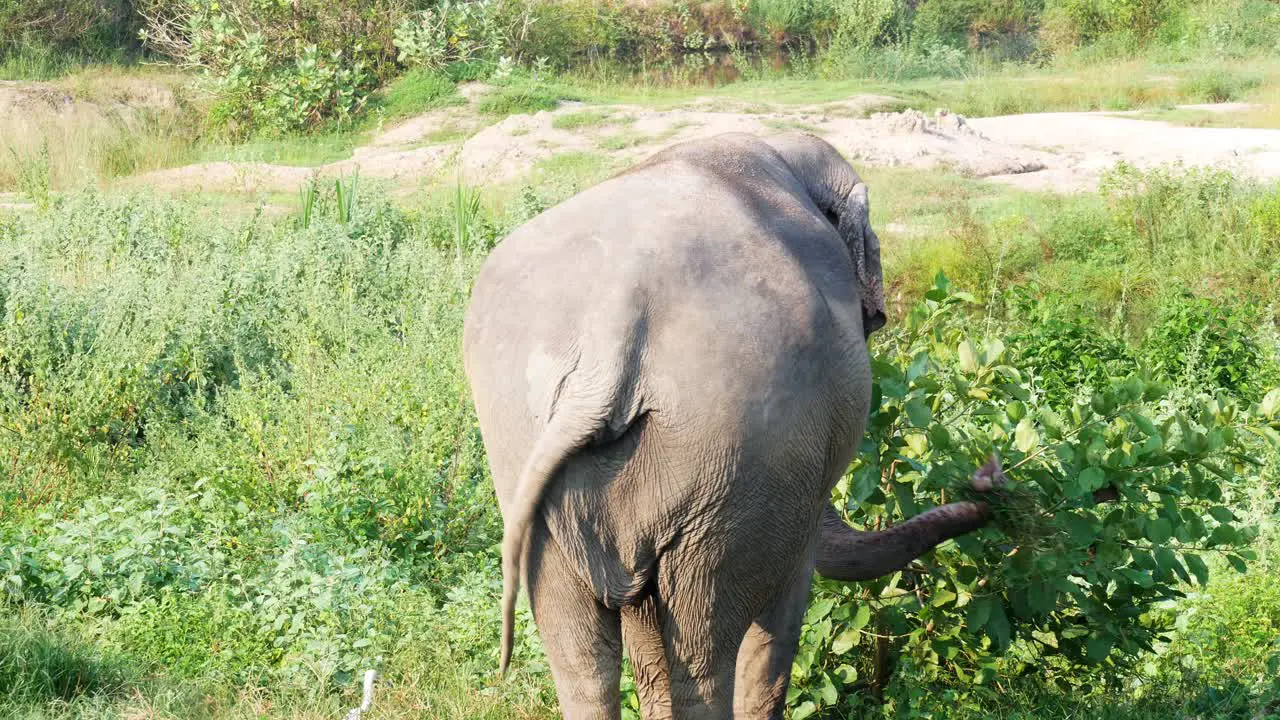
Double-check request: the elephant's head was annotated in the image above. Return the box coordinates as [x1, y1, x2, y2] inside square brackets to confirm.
[764, 132, 886, 338]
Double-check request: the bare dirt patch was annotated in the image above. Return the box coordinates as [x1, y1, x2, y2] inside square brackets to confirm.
[117, 88, 1280, 196]
[969, 110, 1280, 192]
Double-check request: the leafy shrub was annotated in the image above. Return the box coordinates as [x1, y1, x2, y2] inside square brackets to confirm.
[140, 0, 410, 133]
[1178, 67, 1260, 103]
[786, 273, 1279, 717]
[0, 0, 141, 71]
[1098, 161, 1279, 267]
[1004, 290, 1138, 408]
[1039, 0, 1189, 56]
[1141, 292, 1277, 402]
[1188, 0, 1280, 57]
[393, 0, 510, 71]
[911, 0, 1035, 52]
[0, 184, 516, 696]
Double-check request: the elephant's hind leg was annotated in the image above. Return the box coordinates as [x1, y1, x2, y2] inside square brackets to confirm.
[731, 566, 814, 720]
[650, 546, 759, 720]
[526, 523, 624, 720]
[623, 596, 673, 720]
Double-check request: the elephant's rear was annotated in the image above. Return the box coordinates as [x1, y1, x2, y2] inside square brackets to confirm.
[462, 131, 879, 685]
[466, 143, 868, 578]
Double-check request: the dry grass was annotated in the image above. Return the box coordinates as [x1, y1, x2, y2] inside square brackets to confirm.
[0, 69, 203, 194]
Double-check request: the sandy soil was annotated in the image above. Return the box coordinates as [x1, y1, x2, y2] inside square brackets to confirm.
[21, 77, 1277, 196]
[969, 108, 1280, 191]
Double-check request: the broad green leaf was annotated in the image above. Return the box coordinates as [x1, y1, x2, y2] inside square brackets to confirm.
[805, 597, 835, 624]
[1184, 553, 1209, 586]
[958, 340, 978, 374]
[880, 378, 908, 399]
[1209, 524, 1239, 546]
[907, 352, 930, 382]
[1145, 518, 1173, 544]
[985, 338, 1005, 362]
[1208, 506, 1235, 524]
[965, 596, 992, 633]
[1261, 388, 1280, 418]
[1227, 554, 1248, 573]
[831, 628, 859, 655]
[1130, 412, 1157, 437]
[819, 674, 838, 705]
[985, 602, 1011, 649]
[850, 603, 872, 631]
[1155, 547, 1189, 584]
[1064, 513, 1096, 547]
[1006, 401, 1026, 422]
[1015, 417, 1039, 453]
[1079, 466, 1106, 490]
[928, 423, 951, 450]
[905, 397, 933, 428]
[1086, 634, 1115, 663]
[792, 700, 817, 720]
[1027, 581, 1056, 615]
[891, 479, 919, 516]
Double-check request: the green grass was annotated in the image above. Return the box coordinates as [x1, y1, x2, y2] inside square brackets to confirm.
[551, 108, 619, 130]
[0, 615, 138, 707]
[367, 68, 468, 124]
[541, 55, 1280, 118]
[477, 78, 584, 116]
[194, 131, 362, 167]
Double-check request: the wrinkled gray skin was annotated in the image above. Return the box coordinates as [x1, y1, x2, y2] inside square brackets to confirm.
[461, 132, 996, 720]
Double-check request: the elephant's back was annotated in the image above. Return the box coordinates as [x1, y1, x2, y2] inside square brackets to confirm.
[466, 143, 869, 430]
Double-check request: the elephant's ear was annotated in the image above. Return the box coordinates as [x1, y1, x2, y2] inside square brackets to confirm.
[840, 182, 885, 337]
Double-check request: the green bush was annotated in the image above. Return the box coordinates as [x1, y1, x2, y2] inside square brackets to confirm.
[1039, 0, 1189, 55]
[1187, 0, 1280, 57]
[393, 0, 511, 71]
[140, 0, 412, 133]
[1140, 293, 1278, 403]
[911, 0, 1037, 52]
[787, 274, 1279, 718]
[1098, 162, 1280, 273]
[1004, 290, 1138, 408]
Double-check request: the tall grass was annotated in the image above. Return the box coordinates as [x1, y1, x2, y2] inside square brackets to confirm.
[0, 95, 201, 193]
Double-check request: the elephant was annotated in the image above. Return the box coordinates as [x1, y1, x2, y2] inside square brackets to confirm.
[461, 131, 1001, 720]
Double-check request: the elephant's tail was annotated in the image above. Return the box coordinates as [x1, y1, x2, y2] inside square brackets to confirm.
[497, 390, 620, 677]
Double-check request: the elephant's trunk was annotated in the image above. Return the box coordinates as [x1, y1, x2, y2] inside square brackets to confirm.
[815, 501, 990, 581]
